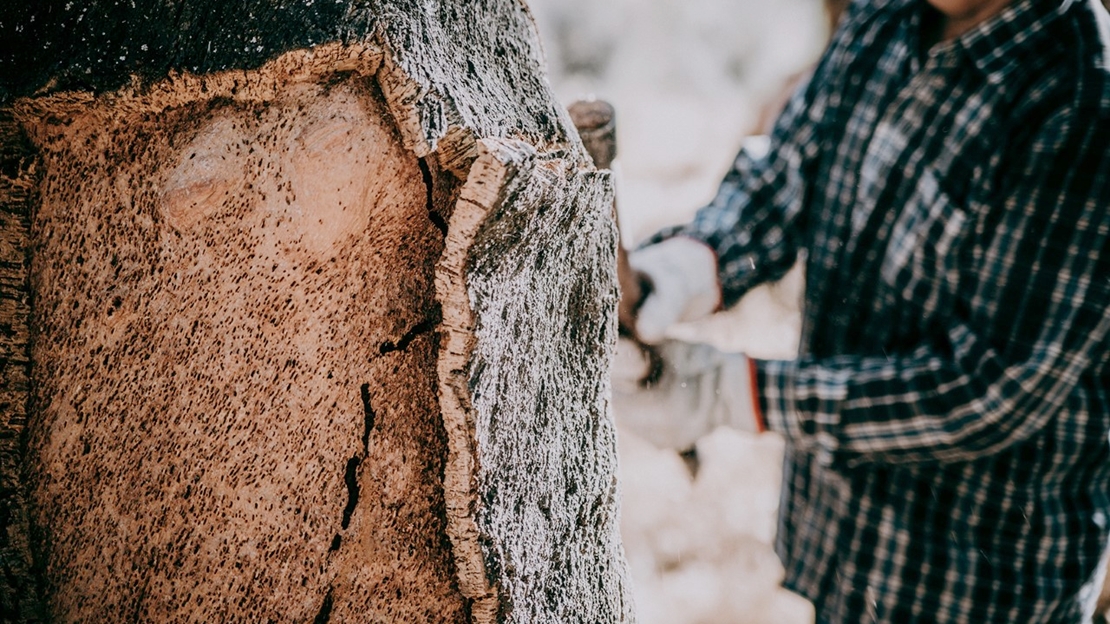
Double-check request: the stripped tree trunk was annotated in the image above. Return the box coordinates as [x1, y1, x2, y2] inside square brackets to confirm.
[0, 2, 633, 623]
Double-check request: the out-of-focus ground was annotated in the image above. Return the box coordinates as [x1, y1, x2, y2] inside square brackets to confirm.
[525, 1, 826, 622]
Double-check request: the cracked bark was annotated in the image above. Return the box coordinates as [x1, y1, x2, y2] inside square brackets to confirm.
[379, 308, 442, 355]
[0, 1, 633, 623]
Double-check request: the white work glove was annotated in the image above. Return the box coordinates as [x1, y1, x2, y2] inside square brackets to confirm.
[627, 237, 721, 344]
[611, 338, 764, 451]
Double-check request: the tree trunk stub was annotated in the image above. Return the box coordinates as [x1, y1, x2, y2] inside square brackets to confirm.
[0, 2, 633, 623]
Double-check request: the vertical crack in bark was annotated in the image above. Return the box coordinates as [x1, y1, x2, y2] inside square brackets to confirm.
[340, 457, 361, 530]
[359, 383, 375, 456]
[378, 304, 442, 355]
[419, 157, 448, 236]
[312, 588, 334, 624]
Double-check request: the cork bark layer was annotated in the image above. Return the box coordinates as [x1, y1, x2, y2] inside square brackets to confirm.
[0, 2, 632, 623]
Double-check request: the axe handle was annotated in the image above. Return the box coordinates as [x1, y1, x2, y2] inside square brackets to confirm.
[567, 99, 617, 170]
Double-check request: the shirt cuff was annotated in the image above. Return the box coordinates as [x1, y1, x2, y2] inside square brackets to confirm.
[750, 357, 847, 467]
[747, 357, 766, 433]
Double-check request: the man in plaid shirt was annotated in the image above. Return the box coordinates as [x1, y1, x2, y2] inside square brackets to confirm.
[614, 0, 1110, 621]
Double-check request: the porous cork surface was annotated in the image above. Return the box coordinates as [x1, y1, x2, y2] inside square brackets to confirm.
[2, 1, 635, 620]
[19, 49, 469, 623]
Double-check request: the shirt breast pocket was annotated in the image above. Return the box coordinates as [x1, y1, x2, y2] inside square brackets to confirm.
[880, 169, 969, 315]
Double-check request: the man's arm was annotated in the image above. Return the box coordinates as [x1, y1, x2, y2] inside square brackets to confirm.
[629, 2, 886, 337]
[757, 106, 1110, 465]
[647, 70, 824, 309]
[626, 64, 830, 342]
[643, 0, 890, 306]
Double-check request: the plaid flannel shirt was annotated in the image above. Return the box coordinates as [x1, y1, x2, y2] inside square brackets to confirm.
[657, 0, 1110, 621]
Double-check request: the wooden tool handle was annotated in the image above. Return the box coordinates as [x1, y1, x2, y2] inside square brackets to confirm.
[568, 100, 617, 169]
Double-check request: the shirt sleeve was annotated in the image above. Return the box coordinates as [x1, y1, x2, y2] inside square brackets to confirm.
[646, 0, 880, 308]
[755, 106, 1110, 465]
[646, 53, 829, 308]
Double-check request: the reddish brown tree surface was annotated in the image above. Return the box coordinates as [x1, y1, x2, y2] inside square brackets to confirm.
[0, 2, 633, 623]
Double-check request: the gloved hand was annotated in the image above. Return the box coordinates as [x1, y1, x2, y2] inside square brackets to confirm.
[627, 237, 721, 344]
[611, 338, 764, 450]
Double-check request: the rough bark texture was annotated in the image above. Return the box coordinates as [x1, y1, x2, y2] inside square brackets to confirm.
[0, 114, 45, 624]
[0, 2, 632, 623]
[439, 138, 628, 623]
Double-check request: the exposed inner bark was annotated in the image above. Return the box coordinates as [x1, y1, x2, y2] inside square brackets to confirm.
[16, 47, 469, 623]
[2, 1, 635, 615]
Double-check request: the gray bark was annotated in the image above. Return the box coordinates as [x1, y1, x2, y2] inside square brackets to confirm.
[0, 1, 633, 622]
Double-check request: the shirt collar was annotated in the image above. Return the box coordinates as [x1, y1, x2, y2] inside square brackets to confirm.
[953, 0, 1070, 84]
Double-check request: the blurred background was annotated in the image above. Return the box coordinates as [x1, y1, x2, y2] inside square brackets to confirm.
[524, 1, 831, 622]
